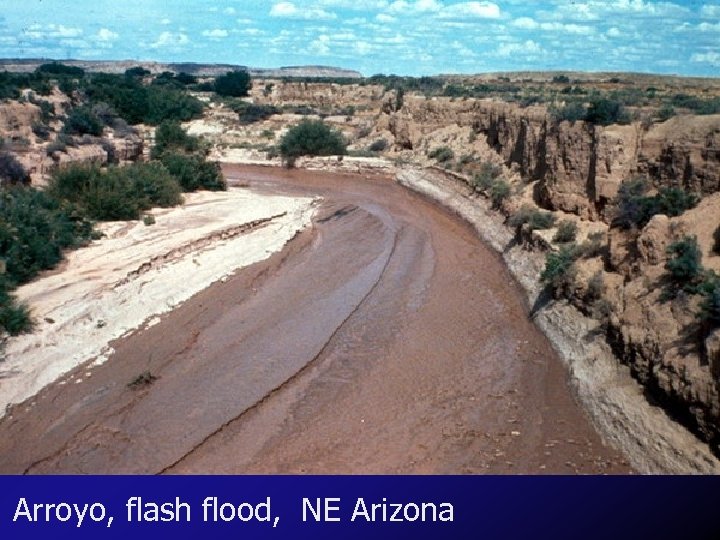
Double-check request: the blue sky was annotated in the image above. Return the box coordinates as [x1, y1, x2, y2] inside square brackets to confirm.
[0, 1, 718, 76]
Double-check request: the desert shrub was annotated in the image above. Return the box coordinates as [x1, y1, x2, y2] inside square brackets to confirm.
[159, 153, 226, 192]
[236, 104, 279, 125]
[540, 244, 581, 297]
[152, 121, 199, 158]
[63, 106, 103, 136]
[665, 236, 703, 293]
[509, 206, 557, 232]
[124, 162, 183, 207]
[614, 178, 698, 229]
[553, 220, 578, 243]
[0, 186, 95, 286]
[0, 288, 32, 335]
[143, 214, 156, 226]
[585, 98, 630, 126]
[551, 101, 586, 124]
[82, 73, 204, 125]
[714, 225, 720, 254]
[428, 146, 454, 163]
[700, 276, 720, 328]
[490, 179, 511, 209]
[472, 162, 501, 192]
[369, 139, 388, 152]
[214, 71, 252, 97]
[656, 105, 675, 122]
[279, 120, 347, 160]
[48, 162, 185, 220]
[0, 152, 30, 186]
[552, 75, 570, 84]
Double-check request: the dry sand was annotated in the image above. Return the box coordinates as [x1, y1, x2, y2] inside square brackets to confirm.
[0, 189, 317, 417]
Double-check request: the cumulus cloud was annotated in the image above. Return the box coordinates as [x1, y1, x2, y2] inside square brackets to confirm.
[95, 28, 119, 42]
[24, 24, 83, 39]
[511, 17, 592, 34]
[270, 2, 337, 20]
[151, 31, 189, 49]
[495, 39, 544, 57]
[691, 51, 720, 66]
[439, 2, 501, 19]
[202, 29, 229, 38]
[701, 4, 720, 17]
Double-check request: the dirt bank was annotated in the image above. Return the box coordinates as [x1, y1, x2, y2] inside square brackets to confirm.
[0, 166, 631, 474]
[397, 166, 720, 474]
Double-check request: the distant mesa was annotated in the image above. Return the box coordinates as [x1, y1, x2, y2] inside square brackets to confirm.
[0, 59, 363, 79]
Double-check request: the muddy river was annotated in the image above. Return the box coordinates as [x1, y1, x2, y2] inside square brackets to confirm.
[0, 165, 630, 474]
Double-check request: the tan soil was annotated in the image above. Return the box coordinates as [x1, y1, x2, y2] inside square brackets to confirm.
[0, 166, 630, 474]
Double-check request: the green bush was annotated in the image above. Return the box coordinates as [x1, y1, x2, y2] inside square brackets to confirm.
[159, 153, 226, 192]
[428, 146, 454, 163]
[714, 225, 720, 254]
[152, 121, 199, 158]
[63, 106, 103, 136]
[0, 186, 95, 286]
[553, 220, 578, 243]
[665, 236, 703, 293]
[279, 120, 347, 160]
[540, 244, 581, 297]
[233, 103, 279, 125]
[490, 180, 511, 209]
[585, 98, 630, 126]
[125, 162, 183, 207]
[472, 162, 501, 192]
[614, 178, 698, 229]
[82, 73, 204, 125]
[509, 206, 557, 232]
[214, 71, 252, 97]
[48, 162, 185, 220]
[0, 278, 32, 335]
[700, 276, 720, 328]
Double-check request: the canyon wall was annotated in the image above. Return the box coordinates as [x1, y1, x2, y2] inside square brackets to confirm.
[384, 95, 720, 220]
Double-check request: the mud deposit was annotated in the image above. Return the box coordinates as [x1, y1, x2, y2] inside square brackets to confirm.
[0, 166, 630, 474]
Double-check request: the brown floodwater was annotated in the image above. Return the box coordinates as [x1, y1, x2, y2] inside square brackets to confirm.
[0, 165, 630, 474]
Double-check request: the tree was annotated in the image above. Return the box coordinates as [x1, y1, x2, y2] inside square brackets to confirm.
[214, 71, 252, 97]
[279, 120, 347, 161]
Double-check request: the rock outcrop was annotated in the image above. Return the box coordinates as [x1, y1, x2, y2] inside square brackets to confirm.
[382, 96, 720, 220]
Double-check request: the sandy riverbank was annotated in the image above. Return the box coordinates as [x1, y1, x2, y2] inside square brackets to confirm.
[0, 188, 317, 417]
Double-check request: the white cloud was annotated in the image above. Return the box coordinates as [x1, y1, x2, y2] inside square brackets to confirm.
[440, 2, 501, 19]
[224, 7, 236, 15]
[270, 2, 336, 19]
[691, 51, 720, 66]
[151, 31, 189, 48]
[511, 17, 592, 34]
[699, 22, 720, 32]
[496, 39, 544, 57]
[202, 29, 229, 38]
[160, 18, 172, 25]
[701, 4, 720, 17]
[607, 27, 621, 37]
[24, 24, 83, 40]
[376, 13, 396, 22]
[96, 28, 119, 42]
